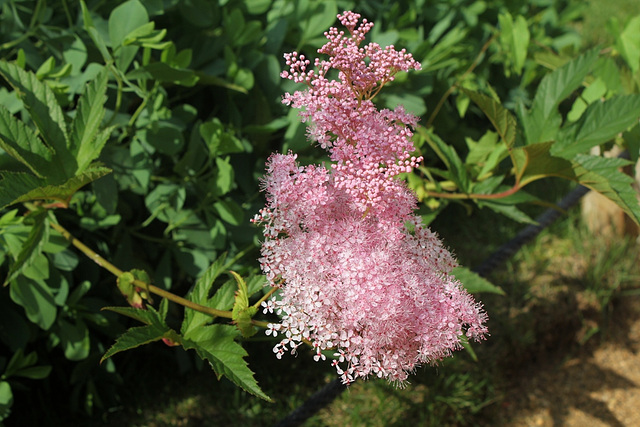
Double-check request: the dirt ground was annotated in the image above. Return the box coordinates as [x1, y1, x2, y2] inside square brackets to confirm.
[496, 297, 640, 427]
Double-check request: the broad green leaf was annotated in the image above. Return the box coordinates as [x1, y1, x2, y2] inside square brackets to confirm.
[552, 95, 640, 159]
[520, 49, 599, 144]
[213, 199, 244, 226]
[9, 276, 57, 330]
[0, 165, 112, 209]
[419, 128, 470, 192]
[57, 319, 90, 361]
[108, 0, 149, 47]
[3, 209, 48, 286]
[0, 61, 72, 175]
[182, 324, 271, 401]
[0, 381, 13, 421]
[181, 254, 228, 337]
[572, 154, 640, 225]
[230, 271, 258, 338]
[108, 0, 148, 71]
[69, 70, 110, 171]
[511, 142, 575, 186]
[463, 90, 517, 148]
[0, 106, 54, 177]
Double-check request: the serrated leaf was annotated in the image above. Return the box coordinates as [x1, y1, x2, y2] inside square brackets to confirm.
[182, 324, 271, 401]
[463, 90, 517, 148]
[101, 306, 162, 325]
[0, 61, 73, 175]
[520, 49, 600, 144]
[552, 95, 640, 159]
[181, 254, 228, 337]
[452, 266, 506, 295]
[0, 106, 54, 178]
[572, 154, 640, 225]
[101, 323, 170, 363]
[69, 70, 110, 171]
[0, 165, 112, 209]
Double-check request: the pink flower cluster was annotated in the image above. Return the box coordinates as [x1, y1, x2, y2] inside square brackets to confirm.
[254, 11, 487, 385]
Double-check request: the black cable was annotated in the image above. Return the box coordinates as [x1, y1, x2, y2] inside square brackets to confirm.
[273, 183, 594, 427]
[272, 378, 345, 427]
[473, 184, 590, 277]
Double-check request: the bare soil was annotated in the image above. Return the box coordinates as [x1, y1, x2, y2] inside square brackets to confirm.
[493, 296, 640, 427]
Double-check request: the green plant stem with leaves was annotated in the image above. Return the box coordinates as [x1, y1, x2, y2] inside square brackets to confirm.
[46, 217, 277, 328]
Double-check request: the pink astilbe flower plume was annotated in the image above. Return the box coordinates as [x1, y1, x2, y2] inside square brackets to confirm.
[254, 11, 488, 385]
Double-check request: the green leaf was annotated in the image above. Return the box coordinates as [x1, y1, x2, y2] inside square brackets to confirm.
[463, 90, 517, 148]
[0, 381, 13, 421]
[109, 0, 149, 47]
[0, 106, 54, 178]
[552, 95, 640, 159]
[419, 128, 470, 192]
[100, 323, 171, 363]
[498, 12, 530, 75]
[475, 199, 536, 224]
[230, 271, 258, 338]
[181, 254, 228, 337]
[57, 319, 90, 361]
[0, 165, 112, 209]
[11, 365, 51, 380]
[519, 48, 600, 144]
[616, 15, 640, 73]
[9, 276, 57, 330]
[213, 199, 244, 226]
[0, 61, 72, 174]
[80, 0, 113, 63]
[3, 209, 48, 286]
[572, 154, 640, 225]
[511, 142, 575, 186]
[182, 324, 271, 401]
[69, 70, 110, 171]
[102, 306, 160, 325]
[452, 266, 506, 295]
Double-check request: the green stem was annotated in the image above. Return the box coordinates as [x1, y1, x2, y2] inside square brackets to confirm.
[253, 287, 278, 310]
[48, 221, 233, 319]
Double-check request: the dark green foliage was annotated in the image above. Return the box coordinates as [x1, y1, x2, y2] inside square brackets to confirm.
[1, 0, 640, 425]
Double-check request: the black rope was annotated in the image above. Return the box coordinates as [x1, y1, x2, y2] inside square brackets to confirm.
[473, 184, 590, 277]
[273, 183, 593, 427]
[272, 378, 345, 427]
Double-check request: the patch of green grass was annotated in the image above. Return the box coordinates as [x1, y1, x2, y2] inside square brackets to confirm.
[578, 0, 640, 46]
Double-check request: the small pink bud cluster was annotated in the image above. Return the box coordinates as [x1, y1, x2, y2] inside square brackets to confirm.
[255, 11, 487, 385]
